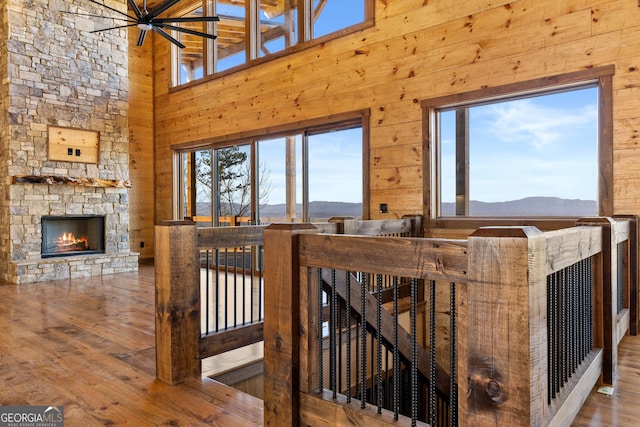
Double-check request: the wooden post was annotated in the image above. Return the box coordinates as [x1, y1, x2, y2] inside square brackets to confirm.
[155, 220, 201, 385]
[614, 215, 639, 336]
[466, 226, 548, 426]
[577, 217, 617, 384]
[328, 216, 356, 234]
[263, 223, 319, 427]
[402, 214, 424, 237]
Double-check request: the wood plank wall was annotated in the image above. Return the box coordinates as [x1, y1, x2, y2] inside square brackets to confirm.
[128, 27, 155, 259]
[143, 0, 640, 229]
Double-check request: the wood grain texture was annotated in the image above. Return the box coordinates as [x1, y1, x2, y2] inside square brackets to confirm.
[262, 223, 319, 426]
[148, 0, 640, 224]
[466, 226, 548, 426]
[128, 27, 155, 259]
[0, 265, 264, 426]
[154, 222, 201, 385]
[48, 126, 99, 164]
[299, 233, 469, 283]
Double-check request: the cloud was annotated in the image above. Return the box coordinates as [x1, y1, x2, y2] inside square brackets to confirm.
[476, 98, 597, 149]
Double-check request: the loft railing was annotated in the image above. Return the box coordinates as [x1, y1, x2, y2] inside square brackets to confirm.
[260, 218, 637, 426]
[286, 233, 466, 426]
[155, 216, 638, 426]
[154, 216, 422, 385]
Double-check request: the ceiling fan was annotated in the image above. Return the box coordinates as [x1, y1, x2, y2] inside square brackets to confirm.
[73, 0, 219, 48]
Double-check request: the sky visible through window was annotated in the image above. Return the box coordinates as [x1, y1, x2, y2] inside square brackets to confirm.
[440, 87, 598, 205]
[257, 128, 363, 205]
[215, 0, 365, 69]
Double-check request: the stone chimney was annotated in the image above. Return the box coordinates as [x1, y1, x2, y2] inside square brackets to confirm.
[0, 0, 138, 283]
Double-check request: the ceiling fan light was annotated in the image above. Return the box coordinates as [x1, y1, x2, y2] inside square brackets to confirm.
[137, 22, 152, 31]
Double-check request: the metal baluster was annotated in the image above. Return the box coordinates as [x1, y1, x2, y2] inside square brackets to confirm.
[571, 262, 578, 373]
[224, 248, 229, 330]
[411, 278, 418, 426]
[449, 282, 457, 427]
[205, 250, 210, 335]
[588, 257, 593, 351]
[215, 249, 220, 332]
[233, 247, 238, 328]
[361, 273, 367, 409]
[548, 272, 557, 400]
[346, 271, 352, 403]
[259, 245, 263, 321]
[393, 276, 400, 420]
[428, 280, 436, 426]
[330, 269, 337, 398]
[579, 258, 587, 361]
[581, 258, 591, 360]
[376, 274, 383, 414]
[318, 268, 324, 391]
[242, 245, 246, 325]
[250, 245, 255, 323]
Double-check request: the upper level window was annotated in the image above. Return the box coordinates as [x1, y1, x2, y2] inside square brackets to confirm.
[176, 6, 207, 84]
[422, 67, 614, 220]
[172, 0, 373, 86]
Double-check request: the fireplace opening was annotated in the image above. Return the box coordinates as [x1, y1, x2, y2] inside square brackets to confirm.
[41, 216, 105, 258]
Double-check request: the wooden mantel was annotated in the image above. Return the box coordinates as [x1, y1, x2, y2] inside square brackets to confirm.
[13, 175, 132, 188]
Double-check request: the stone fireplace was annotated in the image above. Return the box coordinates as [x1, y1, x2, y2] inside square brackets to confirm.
[0, 0, 139, 283]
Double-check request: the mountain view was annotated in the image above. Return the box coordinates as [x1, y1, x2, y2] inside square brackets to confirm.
[198, 197, 597, 220]
[440, 197, 597, 216]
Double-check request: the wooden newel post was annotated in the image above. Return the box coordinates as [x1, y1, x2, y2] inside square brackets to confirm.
[466, 226, 547, 426]
[263, 223, 319, 427]
[155, 220, 200, 385]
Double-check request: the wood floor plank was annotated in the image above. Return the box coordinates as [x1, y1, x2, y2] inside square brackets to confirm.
[0, 265, 264, 426]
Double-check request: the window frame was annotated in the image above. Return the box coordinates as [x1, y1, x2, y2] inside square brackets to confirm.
[421, 66, 614, 230]
[170, 0, 375, 90]
[172, 109, 371, 222]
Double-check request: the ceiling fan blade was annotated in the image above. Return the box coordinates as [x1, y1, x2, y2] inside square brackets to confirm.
[137, 29, 147, 46]
[153, 16, 220, 24]
[146, 0, 181, 20]
[90, 23, 139, 33]
[155, 23, 217, 40]
[127, 0, 143, 19]
[88, 0, 136, 20]
[152, 26, 185, 48]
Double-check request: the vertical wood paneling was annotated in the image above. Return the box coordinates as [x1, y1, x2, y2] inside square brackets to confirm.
[145, 0, 640, 223]
[129, 27, 155, 258]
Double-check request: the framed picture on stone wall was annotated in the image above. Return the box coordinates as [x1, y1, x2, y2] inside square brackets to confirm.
[48, 125, 100, 164]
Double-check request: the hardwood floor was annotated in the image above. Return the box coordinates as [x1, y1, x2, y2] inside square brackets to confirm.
[0, 264, 263, 426]
[1, 263, 639, 426]
[572, 333, 640, 426]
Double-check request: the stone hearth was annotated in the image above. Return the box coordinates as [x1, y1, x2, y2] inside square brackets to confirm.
[0, 0, 138, 283]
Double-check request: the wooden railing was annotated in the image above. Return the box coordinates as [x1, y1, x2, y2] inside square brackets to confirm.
[154, 216, 423, 385]
[155, 216, 638, 426]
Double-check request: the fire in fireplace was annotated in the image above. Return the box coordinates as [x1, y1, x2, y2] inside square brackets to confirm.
[41, 216, 105, 258]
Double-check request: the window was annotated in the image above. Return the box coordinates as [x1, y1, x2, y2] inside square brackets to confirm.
[423, 67, 614, 220]
[175, 113, 367, 224]
[172, 0, 374, 86]
[176, 6, 207, 84]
